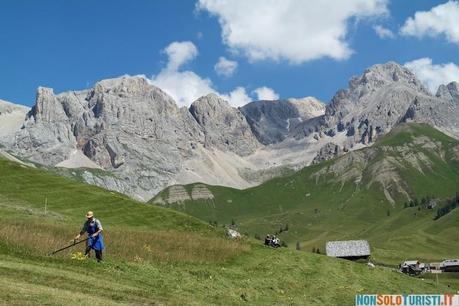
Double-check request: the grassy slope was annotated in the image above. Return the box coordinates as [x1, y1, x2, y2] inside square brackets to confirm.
[152, 124, 459, 266]
[0, 149, 456, 305]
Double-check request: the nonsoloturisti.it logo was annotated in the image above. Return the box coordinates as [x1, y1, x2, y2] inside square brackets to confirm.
[356, 294, 459, 306]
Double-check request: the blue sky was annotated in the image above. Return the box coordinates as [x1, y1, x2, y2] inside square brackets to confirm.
[1, 0, 458, 107]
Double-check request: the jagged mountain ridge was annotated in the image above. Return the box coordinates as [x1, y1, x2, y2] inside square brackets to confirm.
[314, 62, 459, 144]
[1, 76, 329, 200]
[292, 62, 459, 163]
[1, 62, 459, 200]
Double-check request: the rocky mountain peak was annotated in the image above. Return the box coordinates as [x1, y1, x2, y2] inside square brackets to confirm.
[326, 62, 427, 122]
[448, 81, 459, 93]
[32, 86, 67, 123]
[190, 93, 230, 113]
[36, 86, 55, 97]
[189, 94, 260, 155]
[348, 61, 429, 99]
[437, 81, 459, 102]
[87, 76, 179, 118]
[241, 97, 325, 145]
[318, 61, 459, 147]
[92, 76, 153, 97]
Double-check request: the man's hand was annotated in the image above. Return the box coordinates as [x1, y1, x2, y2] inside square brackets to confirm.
[74, 234, 81, 240]
[91, 233, 98, 238]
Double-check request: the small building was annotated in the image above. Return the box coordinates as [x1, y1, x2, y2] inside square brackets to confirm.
[401, 260, 420, 269]
[400, 260, 420, 274]
[325, 240, 370, 260]
[441, 259, 459, 272]
[399, 260, 425, 276]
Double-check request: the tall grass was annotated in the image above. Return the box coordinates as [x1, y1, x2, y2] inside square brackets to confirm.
[110, 229, 249, 263]
[0, 219, 250, 263]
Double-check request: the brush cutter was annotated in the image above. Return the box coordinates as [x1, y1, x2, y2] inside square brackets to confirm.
[48, 238, 89, 256]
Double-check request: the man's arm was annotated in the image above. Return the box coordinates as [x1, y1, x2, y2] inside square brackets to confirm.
[91, 219, 103, 237]
[91, 228, 102, 237]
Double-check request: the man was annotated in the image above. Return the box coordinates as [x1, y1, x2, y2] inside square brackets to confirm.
[74, 211, 104, 262]
[271, 235, 280, 248]
[264, 234, 271, 246]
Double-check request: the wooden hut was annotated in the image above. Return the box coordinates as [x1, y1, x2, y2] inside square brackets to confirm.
[400, 260, 422, 275]
[442, 259, 459, 272]
[325, 240, 370, 260]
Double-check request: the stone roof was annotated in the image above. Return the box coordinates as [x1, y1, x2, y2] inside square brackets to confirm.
[442, 259, 459, 268]
[402, 260, 420, 266]
[325, 240, 370, 257]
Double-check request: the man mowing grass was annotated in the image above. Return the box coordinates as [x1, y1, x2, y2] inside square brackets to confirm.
[74, 211, 105, 262]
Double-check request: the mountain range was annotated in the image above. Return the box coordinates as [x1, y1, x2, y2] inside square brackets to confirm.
[1, 61, 458, 201]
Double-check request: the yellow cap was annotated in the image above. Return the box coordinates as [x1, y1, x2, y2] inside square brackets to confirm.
[85, 211, 94, 218]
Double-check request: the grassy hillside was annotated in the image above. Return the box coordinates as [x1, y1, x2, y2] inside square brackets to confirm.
[0, 145, 457, 305]
[152, 124, 459, 266]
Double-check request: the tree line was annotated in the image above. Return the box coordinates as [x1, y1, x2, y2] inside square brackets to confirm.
[403, 194, 435, 209]
[434, 192, 459, 220]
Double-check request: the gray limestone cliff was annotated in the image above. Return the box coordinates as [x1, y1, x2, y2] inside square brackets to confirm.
[189, 93, 260, 156]
[241, 97, 325, 145]
[297, 62, 459, 145]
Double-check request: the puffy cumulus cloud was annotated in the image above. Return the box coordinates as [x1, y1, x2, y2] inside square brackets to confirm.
[400, 1, 459, 44]
[152, 69, 215, 107]
[163, 41, 198, 71]
[404, 57, 459, 93]
[221, 87, 252, 107]
[373, 25, 394, 39]
[152, 41, 213, 106]
[214, 56, 238, 77]
[197, 0, 388, 64]
[253, 86, 279, 100]
[152, 41, 276, 107]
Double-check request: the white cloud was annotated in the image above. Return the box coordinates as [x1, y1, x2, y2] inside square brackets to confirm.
[152, 69, 215, 107]
[214, 56, 238, 77]
[152, 41, 276, 107]
[253, 86, 279, 100]
[221, 87, 252, 107]
[152, 41, 214, 106]
[400, 1, 459, 44]
[373, 25, 394, 39]
[404, 57, 459, 93]
[197, 0, 388, 64]
[163, 41, 198, 71]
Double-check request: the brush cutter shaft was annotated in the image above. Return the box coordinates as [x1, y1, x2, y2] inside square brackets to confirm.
[49, 238, 89, 256]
